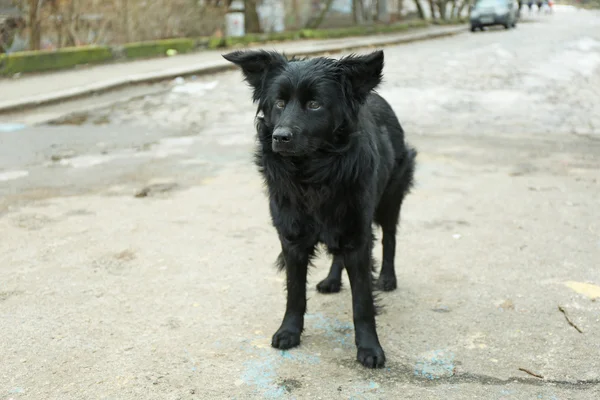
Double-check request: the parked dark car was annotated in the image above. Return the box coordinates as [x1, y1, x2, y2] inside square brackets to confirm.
[470, 0, 519, 31]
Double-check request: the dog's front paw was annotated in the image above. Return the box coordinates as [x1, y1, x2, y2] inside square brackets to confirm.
[271, 328, 301, 350]
[376, 274, 397, 292]
[316, 278, 342, 294]
[357, 346, 386, 368]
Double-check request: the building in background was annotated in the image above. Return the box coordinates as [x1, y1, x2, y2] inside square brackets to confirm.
[0, 0, 25, 53]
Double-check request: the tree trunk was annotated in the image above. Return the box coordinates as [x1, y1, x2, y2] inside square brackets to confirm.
[353, 0, 365, 24]
[352, 0, 367, 24]
[374, 0, 379, 21]
[244, 0, 261, 33]
[309, 0, 335, 29]
[377, 0, 390, 23]
[457, 0, 471, 17]
[28, 0, 43, 50]
[291, 0, 300, 29]
[397, 0, 405, 20]
[413, 0, 426, 19]
[121, 0, 131, 42]
[428, 0, 436, 19]
[364, 0, 374, 22]
[450, 0, 457, 17]
[437, 0, 447, 19]
[50, 0, 62, 48]
[64, 0, 76, 47]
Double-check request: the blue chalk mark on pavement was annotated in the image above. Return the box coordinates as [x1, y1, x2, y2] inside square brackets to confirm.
[183, 348, 198, 372]
[239, 335, 321, 398]
[348, 379, 384, 400]
[241, 357, 286, 399]
[279, 349, 320, 364]
[414, 350, 456, 380]
[305, 312, 354, 347]
[0, 123, 26, 133]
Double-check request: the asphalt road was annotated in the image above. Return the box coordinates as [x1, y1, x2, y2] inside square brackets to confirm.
[1, 6, 600, 400]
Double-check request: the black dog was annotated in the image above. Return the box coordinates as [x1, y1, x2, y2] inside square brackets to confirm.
[223, 49, 416, 368]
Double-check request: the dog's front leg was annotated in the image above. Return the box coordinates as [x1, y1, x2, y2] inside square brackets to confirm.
[271, 243, 311, 350]
[345, 245, 386, 368]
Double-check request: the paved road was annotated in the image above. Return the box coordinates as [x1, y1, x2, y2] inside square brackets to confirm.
[1, 6, 600, 400]
[0, 25, 465, 113]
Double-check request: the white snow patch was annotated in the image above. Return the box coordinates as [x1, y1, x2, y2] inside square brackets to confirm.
[571, 37, 600, 52]
[0, 170, 29, 181]
[171, 81, 219, 95]
[59, 155, 117, 168]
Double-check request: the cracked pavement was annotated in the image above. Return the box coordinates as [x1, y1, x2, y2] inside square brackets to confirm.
[1, 5, 600, 400]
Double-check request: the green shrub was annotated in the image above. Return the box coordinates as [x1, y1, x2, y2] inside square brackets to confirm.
[0, 21, 436, 76]
[207, 37, 225, 49]
[195, 36, 212, 49]
[300, 20, 429, 39]
[0, 46, 113, 76]
[223, 33, 264, 47]
[266, 31, 302, 41]
[122, 38, 196, 59]
[430, 18, 468, 25]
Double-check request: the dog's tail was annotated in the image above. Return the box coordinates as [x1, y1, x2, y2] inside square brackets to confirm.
[397, 144, 418, 195]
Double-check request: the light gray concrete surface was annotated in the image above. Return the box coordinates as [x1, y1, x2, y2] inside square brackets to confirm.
[0, 25, 466, 114]
[1, 5, 600, 400]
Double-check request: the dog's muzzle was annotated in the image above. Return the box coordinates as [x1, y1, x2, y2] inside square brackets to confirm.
[272, 127, 294, 154]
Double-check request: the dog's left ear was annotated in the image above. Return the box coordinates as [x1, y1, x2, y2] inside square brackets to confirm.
[338, 50, 384, 103]
[222, 50, 287, 99]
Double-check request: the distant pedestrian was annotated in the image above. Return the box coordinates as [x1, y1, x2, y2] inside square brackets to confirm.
[528, 0, 534, 13]
[537, 0, 543, 12]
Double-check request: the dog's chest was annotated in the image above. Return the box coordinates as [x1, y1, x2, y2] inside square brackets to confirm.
[294, 182, 364, 249]
[296, 184, 333, 213]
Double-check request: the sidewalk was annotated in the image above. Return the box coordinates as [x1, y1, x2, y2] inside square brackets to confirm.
[0, 25, 465, 114]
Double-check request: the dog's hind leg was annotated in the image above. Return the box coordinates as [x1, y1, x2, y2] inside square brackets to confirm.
[316, 254, 344, 294]
[374, 147, 417, 292]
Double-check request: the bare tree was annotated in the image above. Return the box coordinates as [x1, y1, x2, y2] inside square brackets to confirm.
[436, 0, 449, 19]
[456, 0, 471, 18]
[307, 0, 335, 29]
[396, 0, 405, 20]
[427, 0, 436, 19]
[365, 0, 374, 22]
[377, 0, 390, 23]
[27, 0, 43, 50]
[244, 0, 260, 33]
[121, 0, 130, 42]
[353, 0, 365, 24]
[413, 0, 426, 19]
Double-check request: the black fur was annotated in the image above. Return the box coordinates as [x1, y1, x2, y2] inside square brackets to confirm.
[223, 49, 417, 369]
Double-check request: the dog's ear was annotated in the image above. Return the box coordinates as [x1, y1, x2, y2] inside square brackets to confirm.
[337, 50, 384, 103]
[222, 50, 287, 98]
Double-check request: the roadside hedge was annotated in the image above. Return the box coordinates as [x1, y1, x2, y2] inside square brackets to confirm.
[209, 20, 431, 48]
[0, 20, 462, 76]
[121, 38, 196, 59]
[0, 45, 112, 76]
[300, 19, 429, 39]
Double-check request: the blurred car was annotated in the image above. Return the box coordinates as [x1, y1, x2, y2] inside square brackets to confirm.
[470, 0, 519, 31]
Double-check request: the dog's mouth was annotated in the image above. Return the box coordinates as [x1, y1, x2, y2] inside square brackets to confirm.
[272, 141, 298, 156]
[273, 149, 297, 156]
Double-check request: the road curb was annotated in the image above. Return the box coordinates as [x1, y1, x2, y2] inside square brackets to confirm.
[0, 26, 466, 114]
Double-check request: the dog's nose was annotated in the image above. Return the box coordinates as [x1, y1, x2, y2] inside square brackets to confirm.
[272, 128, 292, 143]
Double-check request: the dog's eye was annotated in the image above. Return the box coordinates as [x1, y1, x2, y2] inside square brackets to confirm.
[275, 100, 286, 109]
[307, 101, 321, 110]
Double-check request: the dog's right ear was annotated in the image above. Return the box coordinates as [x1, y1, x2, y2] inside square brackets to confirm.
[222, 50, 287, 93]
